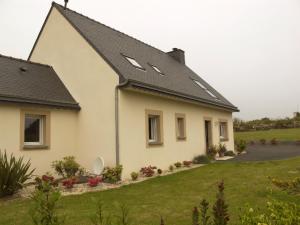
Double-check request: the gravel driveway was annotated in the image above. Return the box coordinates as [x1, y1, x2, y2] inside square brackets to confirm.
[229, 143, 300, 161]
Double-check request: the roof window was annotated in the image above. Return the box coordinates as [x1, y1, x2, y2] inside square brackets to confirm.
[193, 79, 221, 102]
[123, 55, 145, 70]
[150, 64, 164, 76]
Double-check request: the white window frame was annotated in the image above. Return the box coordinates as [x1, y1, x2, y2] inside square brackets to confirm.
[24, 115, 44, 146]
[219, 122, 228, 141]
[149, 116, 158, 143]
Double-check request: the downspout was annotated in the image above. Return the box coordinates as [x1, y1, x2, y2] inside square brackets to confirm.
[115, 79, 129, 165]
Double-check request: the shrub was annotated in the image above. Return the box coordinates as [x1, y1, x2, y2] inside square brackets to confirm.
[51, 156, 81, 178]
[235, 140, 247, 154]
[88, 177, 102, 187]
[62, 178, 75, 189]
[102, 165, 123, 183]
[140, 166, 156, 177]
[174, 162, 182, 168]
[169, 165, 174, 172]
[218, 143, 227, 157]
[130, 172, 138, 181]
[271, 177, 300, 194]
[183, 161, 193, 167]
[157, 169, 163, 175]
[259, 138, 266, 145]
[30, 177, 65, 225]
[213, 181, 230, 225]
[199, 199, 210, 225]
[224, 151, 235, 157]
[270, 138, 278, 145]
[193, 155, 211, 164]
[0, 150, 35, 197]
[207, 145, 219, 159]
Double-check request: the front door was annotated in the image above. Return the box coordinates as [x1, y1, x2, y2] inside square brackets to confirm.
[205, 120, 212, 151]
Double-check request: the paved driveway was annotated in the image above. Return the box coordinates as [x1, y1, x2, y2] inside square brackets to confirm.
[229, 143, 300, 161]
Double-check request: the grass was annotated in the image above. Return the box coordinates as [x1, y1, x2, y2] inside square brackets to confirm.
[235, 128, 300, 142]
[1, 158, 300, 225]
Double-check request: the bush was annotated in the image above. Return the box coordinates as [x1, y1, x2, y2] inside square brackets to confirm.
[130, 172, 139, 181]
[88, 177, 102, 187]
[174, 162, 182, 168]
[207, 145, 219, 159]
[183, 161, 193, 167]
[140, 166, 156, 177]
[224, 151, 235, 157]
[62, 178, 75, 189]
[0, 150, 35, 197]
[235, 140, 247, 154]
[102, 165, 123, 183]
[259, 138, 266, 145]
[193, 155, 211, 164]
[30, 176, 65, 225]
[157, 169, 163, 175]
[51, 156, 81, 178]
[271, 177, 300, 194]
[218, 143, 227, 157]
[271, 138, 278, 145]
[169, 165, 174, 172]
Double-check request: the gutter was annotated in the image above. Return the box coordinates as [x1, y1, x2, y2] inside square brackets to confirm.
[115, 79, 130, 165]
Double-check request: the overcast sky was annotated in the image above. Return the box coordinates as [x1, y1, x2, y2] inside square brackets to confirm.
[0, 0, 299, 120]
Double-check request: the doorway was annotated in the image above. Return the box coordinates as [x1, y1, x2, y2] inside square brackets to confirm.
[204, 120, 212, 151]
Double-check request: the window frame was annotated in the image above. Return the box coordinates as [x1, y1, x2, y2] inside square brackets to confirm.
[122, 54, 145, 71]
[20, 110, 50, 150]
[145, 109, 163, 147]
[148, 63, 164, 76]
[219, 120, 229, 142]
[175, 113, 186, 141]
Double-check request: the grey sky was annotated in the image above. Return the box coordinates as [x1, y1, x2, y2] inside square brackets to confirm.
[1, 0, 299, 120]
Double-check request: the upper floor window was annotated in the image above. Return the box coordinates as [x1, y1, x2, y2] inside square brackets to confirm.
[192, 79, 221, 102]
[150, 64, 164, 76]
[123, 54, 145, 70]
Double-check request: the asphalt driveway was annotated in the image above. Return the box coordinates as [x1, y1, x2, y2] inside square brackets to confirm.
[229, 143, 300, 161]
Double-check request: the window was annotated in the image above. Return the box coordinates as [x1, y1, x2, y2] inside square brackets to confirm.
[20, 110, 50, 149]
[146, 110, 163, 146]
[219, 121, 228, 141]
[24, 115, 44, 145]
[150, 64, 164, 75]
[192, 79, 221, 102]
[123, 54, 145, 70]
[175, 113, 186, 140]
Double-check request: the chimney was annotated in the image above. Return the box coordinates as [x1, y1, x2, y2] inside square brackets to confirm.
[64, 0, 69, 9]
[167, 48, 185, 65]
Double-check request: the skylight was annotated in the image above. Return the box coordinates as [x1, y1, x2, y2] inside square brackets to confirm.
[151, 65, 164, 75]
[192, 79, 221, 102]
[123, 55, 145, 70]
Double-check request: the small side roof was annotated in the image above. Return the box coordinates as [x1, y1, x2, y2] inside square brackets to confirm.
[0, 54, 80, 109]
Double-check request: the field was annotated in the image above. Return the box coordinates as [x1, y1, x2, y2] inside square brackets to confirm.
[234, 128, 300, 142]
[1, 158, 300, 225]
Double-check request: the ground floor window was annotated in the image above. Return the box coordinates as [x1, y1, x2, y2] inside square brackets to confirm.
[21, 110, 50, 149]
[145, 110, 163, 146]
[175, 113, 186, 140]
[219, 121, 228, 141]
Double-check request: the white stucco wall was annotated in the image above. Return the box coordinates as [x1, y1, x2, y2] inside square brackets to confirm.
[0, 104, 78, 175]
[119, 90, 234, 177]
[29, 7, 119, 172]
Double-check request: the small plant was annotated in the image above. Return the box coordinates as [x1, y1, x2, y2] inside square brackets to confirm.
[271, 177, 300, 194]
[259, 138, 266, 145]
[199, 199, 210, 225]
[192, 207, 199, 225]
[140, 166, 156, 177]
[169, 165, 174, 172]
[30, 176, 65, 225]
[235, 140, 247, 154]
[218, 143, 227, 157]
[193, 155, 211, 164]
[102, 165, 123, 183]
[183, 161, 192, 167]
[35, 174, 58, 191]
[62, 178, 75, 189]
[270, 138, 278, 145]
[130, 172, 139, 181]
[207, 145, 218, 159]
[224, 151, 235, 157]
[174, 162, 182, 168]
[157, 169, 162, 175]
[0, 150, 35, 197]
[51, 156, 81, 178]
[88, 177, 102, 187]
[212, 181, 230, 225]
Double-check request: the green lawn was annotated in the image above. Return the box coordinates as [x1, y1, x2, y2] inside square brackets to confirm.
[235, 128, 300, 142]
[1, 158, 300, 225]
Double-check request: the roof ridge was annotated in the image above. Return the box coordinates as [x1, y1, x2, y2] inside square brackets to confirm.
[52, 2, 167, 55]
[0, 54, 51, 68]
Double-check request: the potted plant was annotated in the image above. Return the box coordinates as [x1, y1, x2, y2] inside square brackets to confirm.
[218, 143, 227, 157]
[207, 145, 218, 159]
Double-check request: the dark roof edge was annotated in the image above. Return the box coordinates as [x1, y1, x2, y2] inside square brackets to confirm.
[0, 95, 80, 110]
[126, 80, 239, 112]
[0, 54, 51, 68]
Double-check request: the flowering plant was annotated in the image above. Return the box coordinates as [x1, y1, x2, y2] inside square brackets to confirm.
[140, 166, 156, 177]
[88, 177, 102, 187]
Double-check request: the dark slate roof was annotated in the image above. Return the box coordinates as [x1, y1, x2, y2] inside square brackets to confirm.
[0, 54, 80, 109]
[45, 3, 237, 111]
